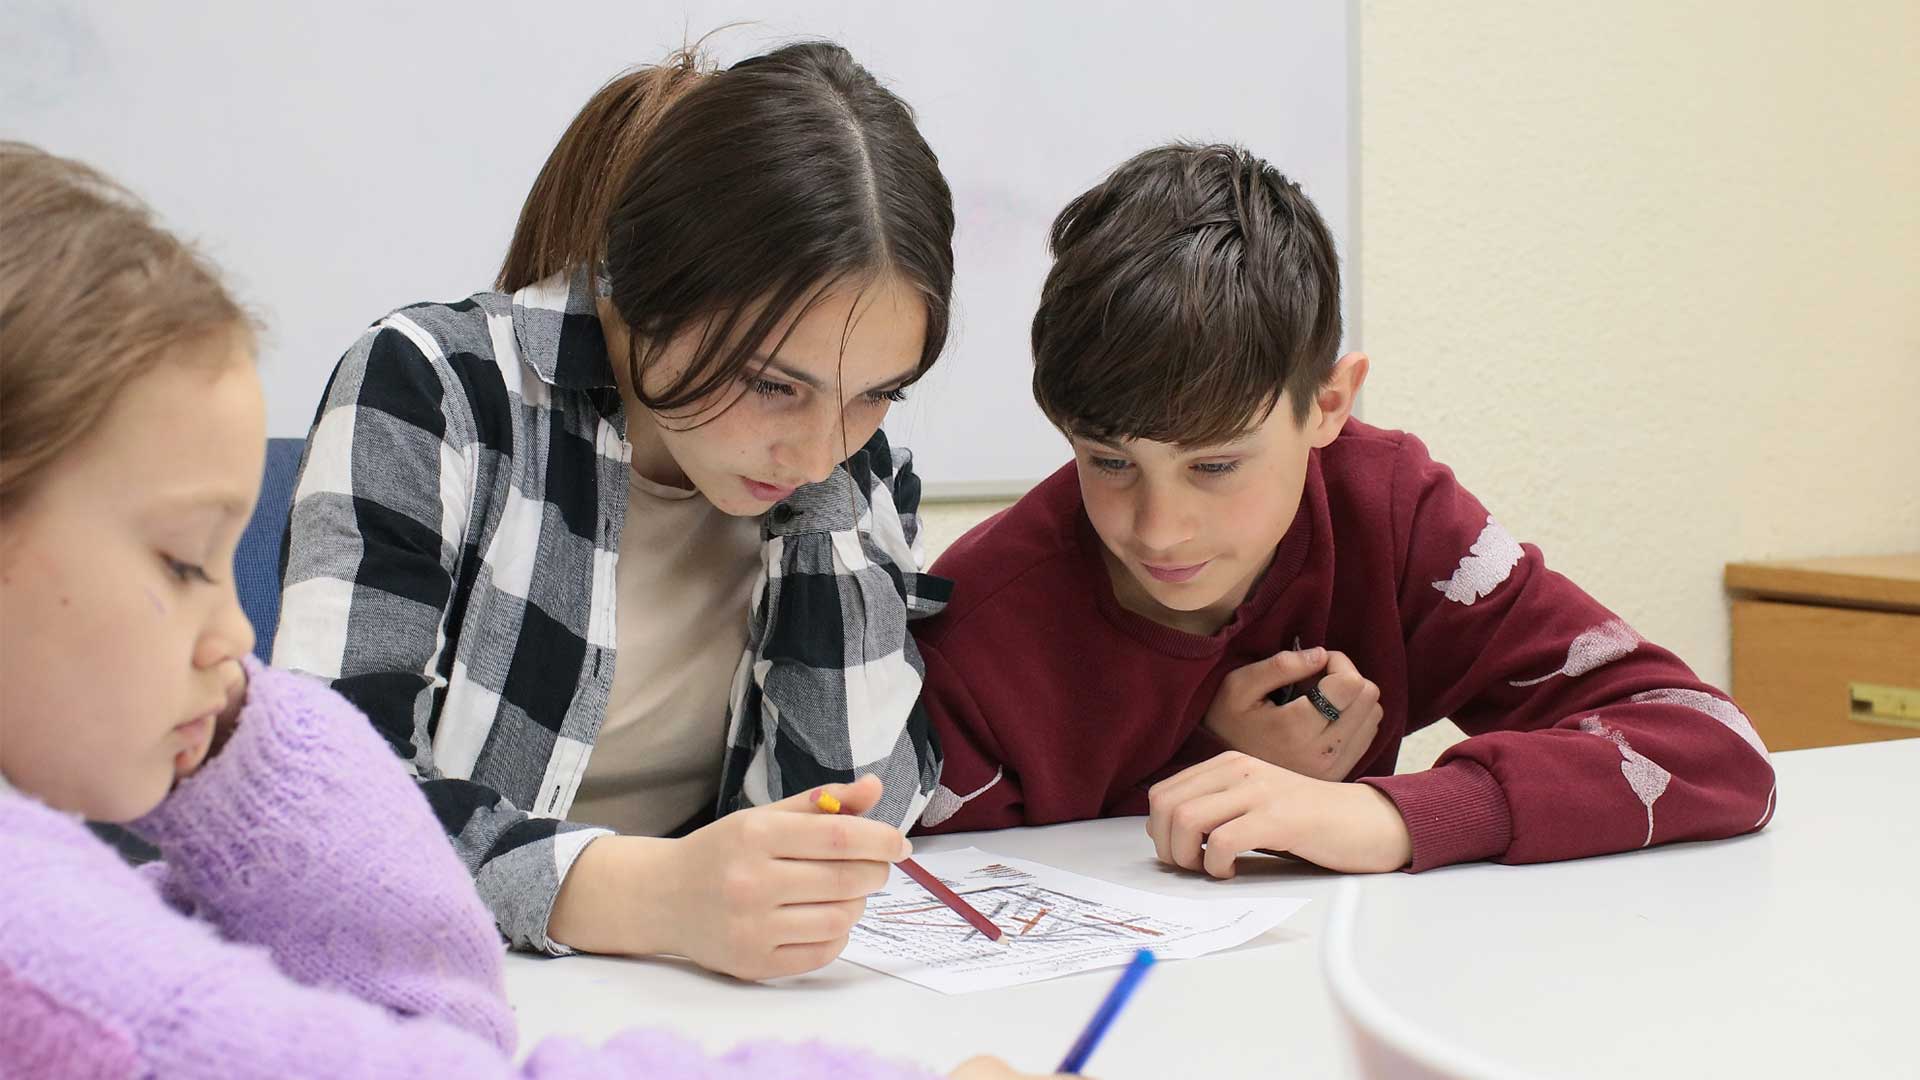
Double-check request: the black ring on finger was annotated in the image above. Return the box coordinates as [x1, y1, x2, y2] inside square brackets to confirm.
[1304, 685, 1342, 723]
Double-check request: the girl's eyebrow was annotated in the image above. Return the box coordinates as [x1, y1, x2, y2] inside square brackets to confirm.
[752, 353, 917, 396]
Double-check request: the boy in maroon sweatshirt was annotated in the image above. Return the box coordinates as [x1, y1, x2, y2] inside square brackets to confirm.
[912, 144, 1776, 875]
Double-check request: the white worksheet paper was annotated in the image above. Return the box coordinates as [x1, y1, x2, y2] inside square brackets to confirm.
[841, 847, 1309, 993]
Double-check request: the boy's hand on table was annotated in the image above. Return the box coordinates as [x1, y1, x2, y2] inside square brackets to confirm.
[1146, 752, 1412, 876]
[1202, 647, 1382, 782]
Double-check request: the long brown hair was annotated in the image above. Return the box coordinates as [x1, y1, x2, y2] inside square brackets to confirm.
[498, 41, 955, 416]
[0, 142, 249, 515]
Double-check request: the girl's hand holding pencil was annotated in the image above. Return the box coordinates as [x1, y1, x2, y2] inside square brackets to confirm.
[814, 789, 1004, 942]
[551, 774, 911, 979]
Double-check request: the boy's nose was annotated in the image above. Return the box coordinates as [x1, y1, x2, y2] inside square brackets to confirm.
[1131, 489, 1194, 554]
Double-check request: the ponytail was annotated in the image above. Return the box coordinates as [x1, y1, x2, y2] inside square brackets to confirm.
[496, 50, 706, 291]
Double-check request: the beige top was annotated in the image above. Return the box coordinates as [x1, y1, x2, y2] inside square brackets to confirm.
[569, 469, 764, 835]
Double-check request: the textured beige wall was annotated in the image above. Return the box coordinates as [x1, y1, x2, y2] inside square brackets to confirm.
[918, 501, 1014, 566]
[1358, 1, 1920, 692]
[920, 2, 1920, 772]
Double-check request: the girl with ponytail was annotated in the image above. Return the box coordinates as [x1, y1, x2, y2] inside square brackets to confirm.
[277, 41, 960, 982]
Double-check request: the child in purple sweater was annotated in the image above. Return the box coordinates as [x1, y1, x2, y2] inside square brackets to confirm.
[0, 146, 1045, 1079]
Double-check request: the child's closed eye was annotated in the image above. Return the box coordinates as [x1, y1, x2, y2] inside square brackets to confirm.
[162, 555, 214, 586]
[1192, 460, 1241, 476]
[1088, 456, 1133, 475]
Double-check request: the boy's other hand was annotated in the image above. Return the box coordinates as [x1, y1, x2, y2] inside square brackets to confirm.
[1203, 648, 1383, 782]
[1146, 751, 1412, 876]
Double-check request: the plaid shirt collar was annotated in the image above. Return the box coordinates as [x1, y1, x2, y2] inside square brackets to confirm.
[507, 266, 619, 392]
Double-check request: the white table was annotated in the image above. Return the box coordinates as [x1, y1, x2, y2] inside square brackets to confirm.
[505, 741, 1919, 1077]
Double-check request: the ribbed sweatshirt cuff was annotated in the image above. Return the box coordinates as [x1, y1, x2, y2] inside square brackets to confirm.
[1360, 759, 1513, 872]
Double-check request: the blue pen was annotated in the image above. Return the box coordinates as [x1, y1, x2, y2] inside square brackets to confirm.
[1056, 949, 1157, 1074]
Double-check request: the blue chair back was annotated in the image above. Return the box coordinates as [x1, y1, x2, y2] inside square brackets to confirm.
[235, 438, 305, 661]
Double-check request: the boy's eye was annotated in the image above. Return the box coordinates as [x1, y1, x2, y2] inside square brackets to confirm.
[1192, 460, 1241, 476]
[862, 387, 909, 406]
[1089, 456, 1132, 475]
[162, 555, 214, 586]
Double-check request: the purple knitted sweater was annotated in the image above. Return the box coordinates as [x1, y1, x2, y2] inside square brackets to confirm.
[0, 660, 937, 1079]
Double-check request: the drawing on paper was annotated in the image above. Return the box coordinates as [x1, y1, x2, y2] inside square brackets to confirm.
[838, 848, 1308, 994]
[856, 866, 1171, 950]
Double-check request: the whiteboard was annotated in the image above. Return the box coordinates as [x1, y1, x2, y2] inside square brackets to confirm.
[1, 1, 1354, 496]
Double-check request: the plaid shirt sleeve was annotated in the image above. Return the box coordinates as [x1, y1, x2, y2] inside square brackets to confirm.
[273, 317, 609, 956]
[718, 429, 953, 828]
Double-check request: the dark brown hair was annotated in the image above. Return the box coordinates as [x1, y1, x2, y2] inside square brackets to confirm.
[499, 41, 954, 415]
[1031, 143, 1342, 447]
[0, 142, 249, 515]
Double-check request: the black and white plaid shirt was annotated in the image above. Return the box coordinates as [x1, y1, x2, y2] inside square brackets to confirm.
[274, 268, 949, 954]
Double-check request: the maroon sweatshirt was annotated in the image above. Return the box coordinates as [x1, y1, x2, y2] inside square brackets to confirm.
[911, 421, 1776, 870]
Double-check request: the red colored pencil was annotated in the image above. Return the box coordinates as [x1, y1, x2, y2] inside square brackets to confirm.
[815, 791, 1006, 943]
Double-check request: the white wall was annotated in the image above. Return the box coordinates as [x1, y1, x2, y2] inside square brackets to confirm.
[0, 0, 1351, 493]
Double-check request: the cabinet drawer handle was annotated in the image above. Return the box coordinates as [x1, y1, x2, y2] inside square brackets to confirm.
[1850, 682, 1920, 730]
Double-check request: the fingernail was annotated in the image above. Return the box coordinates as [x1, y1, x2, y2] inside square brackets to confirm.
[900, 838, 914, 859]
[1307, 647, 1326, 662]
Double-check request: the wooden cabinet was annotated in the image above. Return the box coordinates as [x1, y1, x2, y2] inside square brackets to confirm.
[1725, 554, 1920, 751]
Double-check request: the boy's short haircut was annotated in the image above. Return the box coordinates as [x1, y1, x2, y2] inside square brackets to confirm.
[1031, 143, 1342, 446]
